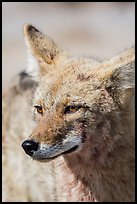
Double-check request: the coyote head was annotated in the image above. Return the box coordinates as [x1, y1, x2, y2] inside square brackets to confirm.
[22, 24, 135, 165]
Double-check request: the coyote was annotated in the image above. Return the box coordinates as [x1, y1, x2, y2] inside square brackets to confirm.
[3, 24, 135, 202]
[2, 72, 55, 201]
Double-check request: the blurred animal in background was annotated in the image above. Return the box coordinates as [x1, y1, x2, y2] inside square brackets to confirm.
[2, 23, 134, 201]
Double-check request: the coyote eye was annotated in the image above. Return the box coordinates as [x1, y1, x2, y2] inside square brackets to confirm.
[34, 105, 43, 114]
[64, 105, 81, 114]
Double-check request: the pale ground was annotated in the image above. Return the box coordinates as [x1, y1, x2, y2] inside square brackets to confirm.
[2, 2, 135, 91]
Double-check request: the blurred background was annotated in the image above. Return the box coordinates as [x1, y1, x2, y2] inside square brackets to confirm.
[2, 2, 135, 91]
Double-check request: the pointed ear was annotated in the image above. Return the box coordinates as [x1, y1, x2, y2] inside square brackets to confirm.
[24, 24, 64, 80]
[103, 47, 135, 108]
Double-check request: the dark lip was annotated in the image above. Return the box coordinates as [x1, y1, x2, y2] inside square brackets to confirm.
[62, 145, 78, 155]
[33, 145, 78, 161]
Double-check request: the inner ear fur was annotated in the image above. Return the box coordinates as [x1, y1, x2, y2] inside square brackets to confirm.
[103, 47, 135, 108]
[24, 24, 62, 65]
[24, 24, 67, 80]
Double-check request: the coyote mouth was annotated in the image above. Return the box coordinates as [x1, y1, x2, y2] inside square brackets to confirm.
[33, 145, 79, 161]
[31, 137, 81, 161]
[62, 145, 78, 155]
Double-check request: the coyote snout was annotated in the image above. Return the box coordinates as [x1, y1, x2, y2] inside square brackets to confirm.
[22, 140, 39, 156]
[22, 138, 80, 161]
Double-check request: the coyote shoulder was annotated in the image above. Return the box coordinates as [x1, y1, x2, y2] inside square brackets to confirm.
[3, 24, 135, 202]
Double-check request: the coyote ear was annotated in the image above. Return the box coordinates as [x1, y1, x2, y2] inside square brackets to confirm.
[24, 24, 62, 80]
[104, 48, 135, 108]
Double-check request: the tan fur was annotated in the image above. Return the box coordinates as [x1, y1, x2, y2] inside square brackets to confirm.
[3, 24, 135, 202]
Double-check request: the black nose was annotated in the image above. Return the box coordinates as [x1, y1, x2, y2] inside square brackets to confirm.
[22, 140, 39, 156]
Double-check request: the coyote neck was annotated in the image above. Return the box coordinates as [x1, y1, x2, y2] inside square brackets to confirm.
[55, 156, 96, 202]
[54, 142, 134, 202]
